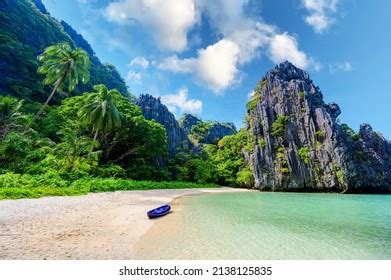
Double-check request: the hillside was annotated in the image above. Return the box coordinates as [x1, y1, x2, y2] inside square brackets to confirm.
[0, 0, 127, 102]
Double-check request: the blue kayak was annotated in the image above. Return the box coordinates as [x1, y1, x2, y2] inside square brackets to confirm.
[147, 204, 171, 219]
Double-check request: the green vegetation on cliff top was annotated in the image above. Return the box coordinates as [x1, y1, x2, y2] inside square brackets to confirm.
[0, 0, 128, 102]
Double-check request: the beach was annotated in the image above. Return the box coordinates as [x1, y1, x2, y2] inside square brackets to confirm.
[0, 188, 250, 260]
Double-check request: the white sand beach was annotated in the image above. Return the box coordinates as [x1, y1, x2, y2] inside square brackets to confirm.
[0, 188, 250, 260]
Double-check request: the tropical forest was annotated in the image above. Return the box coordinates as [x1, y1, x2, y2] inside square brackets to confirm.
[0, 0, 254, 199]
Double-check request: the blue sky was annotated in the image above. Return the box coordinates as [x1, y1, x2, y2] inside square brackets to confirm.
[41, 0, 391, 138]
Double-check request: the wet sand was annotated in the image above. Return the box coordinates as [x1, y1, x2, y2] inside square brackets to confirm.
[0, 188, 250, 259]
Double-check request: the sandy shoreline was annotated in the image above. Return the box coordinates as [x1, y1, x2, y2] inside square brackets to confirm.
[0, 187, 250, 260]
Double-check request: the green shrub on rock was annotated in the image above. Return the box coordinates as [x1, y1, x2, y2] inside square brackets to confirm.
[271, 115, 289, 137]
[298, 147, 310, 165]
[236, 166, 254, 188]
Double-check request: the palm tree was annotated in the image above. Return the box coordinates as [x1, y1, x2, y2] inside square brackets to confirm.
[0, 96, 29, 140]
[30, 43, 90, 127]
[78, 84, 122, 151]
[55, 127, 100, 172]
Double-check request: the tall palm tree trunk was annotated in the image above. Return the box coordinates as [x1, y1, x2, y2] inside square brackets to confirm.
[90, 129, 99, 153]
[28, 73, 66, 130]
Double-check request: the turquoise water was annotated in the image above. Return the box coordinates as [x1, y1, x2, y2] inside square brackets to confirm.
[137, 192, 391, 259]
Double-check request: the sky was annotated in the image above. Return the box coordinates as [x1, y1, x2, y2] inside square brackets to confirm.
[41, 0, 391, 138]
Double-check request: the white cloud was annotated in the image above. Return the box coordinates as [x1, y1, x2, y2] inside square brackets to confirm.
[329, 61, 352, 73]
[105, 0, 316, 93]
[156, 1, 315, 92]
[268, 33, 310, 69]
[159, 56, 194, 73]
[195, 39, 240, 92]
[227, 22, 276, 64]
[302, 0, 339, 33]
[126, 70, 142, 84]
[160, 88, 202, 114]
[159, 39, 240, 93]
[196, 0, 275, 64]
[105, 0, 197, 52]
[159, 31, 313, 92]
[129, 56, 149, 69]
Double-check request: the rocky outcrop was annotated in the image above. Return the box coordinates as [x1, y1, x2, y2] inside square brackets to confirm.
[136, 94, 190, 157]
[202, 122, 237, 144]
[246, 61, 391, 193]
[179, 114, 202, 134]
[342, 124, 391, 193]
[179, 114, 237, 144]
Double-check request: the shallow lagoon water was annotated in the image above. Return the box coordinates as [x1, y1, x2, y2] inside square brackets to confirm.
[136, 192, 391, 259]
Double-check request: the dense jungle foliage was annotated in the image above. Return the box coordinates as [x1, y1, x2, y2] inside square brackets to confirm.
[0, 0, 128, 103]
[0, 0, 253, 199]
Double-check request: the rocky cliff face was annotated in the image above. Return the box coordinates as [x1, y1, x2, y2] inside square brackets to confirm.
[342, 124, 391, 192]
[246, 61, 391, 193]
[136, 94, 190, 157]
[179, 114, 237, 144]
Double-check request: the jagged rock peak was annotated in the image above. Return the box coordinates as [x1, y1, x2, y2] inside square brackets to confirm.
[267, 61, 310, 82]
[135, 94, 190, 157]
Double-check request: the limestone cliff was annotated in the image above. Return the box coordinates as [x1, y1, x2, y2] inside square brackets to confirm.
[179, 114, 237, 145]
[135, 94, 190, 157]
[246, 61, 391, 193]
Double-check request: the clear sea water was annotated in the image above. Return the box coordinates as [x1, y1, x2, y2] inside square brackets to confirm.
[136, 192, 391, 259]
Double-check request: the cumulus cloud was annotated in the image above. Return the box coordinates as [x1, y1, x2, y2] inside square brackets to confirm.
[301, 0, 339, 33]
[156, 1, 315, 92]
[160, 88, 202, 114]
[159, 39, 240, 93]
[196, 0, 275, 64]
[105, 0, 197, 52]
[268, 33, 310, 69]
[159, 32, 314, 93]
[105, 0, 316, 93]
[129, 56, 149, 69]
[195, 40, 240, 92]
[227, 22, 276, 64]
